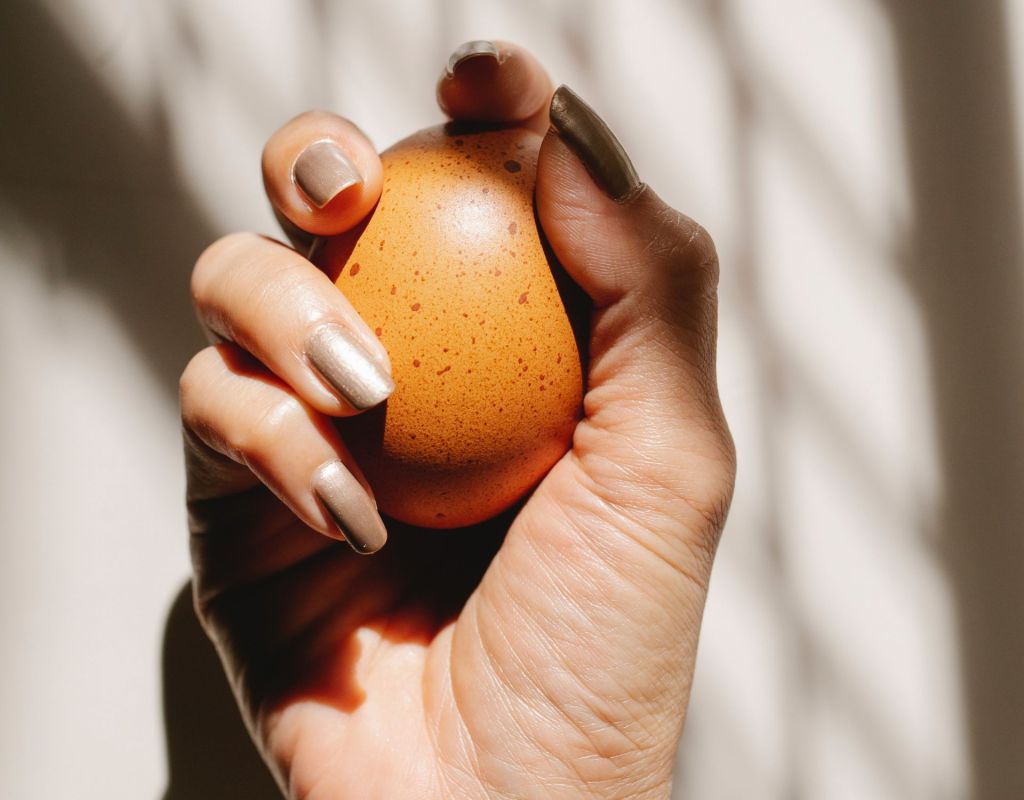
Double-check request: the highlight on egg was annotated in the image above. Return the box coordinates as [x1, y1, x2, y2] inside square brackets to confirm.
[315, 124, 587, 529]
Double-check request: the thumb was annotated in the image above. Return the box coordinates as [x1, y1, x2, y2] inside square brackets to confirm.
[538, 85, 735, 548]
[446, 88, 737, 790]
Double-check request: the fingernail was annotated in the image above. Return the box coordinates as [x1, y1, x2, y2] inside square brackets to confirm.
[445, 40, 500, 77]
[306, 323, 394, 410]
[293, 140, 362, 209]
[313, 461, 387, 554]
[548, 85, 642, 202]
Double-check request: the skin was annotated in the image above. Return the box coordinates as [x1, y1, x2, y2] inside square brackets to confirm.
[180, 42, 736, 800]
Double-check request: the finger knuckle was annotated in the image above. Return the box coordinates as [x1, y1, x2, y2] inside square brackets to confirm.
[236, 393, 301, 469]
[191, 232, 260, 305]
[250, 262, 308, 320]
[682, 448, 737, 544]
[661, 213, 719, 289]
[178, 346, 221, 424]
[670, 443, 737, 542]
[642, 211, 721, 367]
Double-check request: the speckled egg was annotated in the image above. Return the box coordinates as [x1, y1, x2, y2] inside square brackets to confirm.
[315, 124, 586, 529]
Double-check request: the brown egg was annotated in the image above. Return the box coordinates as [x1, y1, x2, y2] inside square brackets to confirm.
[315, 124, 586, 529]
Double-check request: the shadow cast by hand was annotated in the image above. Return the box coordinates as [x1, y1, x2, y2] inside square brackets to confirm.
[162, 502, 516, 796]
[162, 583, 282, 800]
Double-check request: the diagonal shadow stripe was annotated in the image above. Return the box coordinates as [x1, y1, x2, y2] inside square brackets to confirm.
[0, 4, 281, 796]
[881, 2, 1024, 798]
[0, 1, 211, 401]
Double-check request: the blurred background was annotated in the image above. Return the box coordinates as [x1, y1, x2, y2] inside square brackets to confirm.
[1, 0, 1022, 797]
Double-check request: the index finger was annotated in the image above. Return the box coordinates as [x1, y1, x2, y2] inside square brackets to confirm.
[436, 40, 555, 134]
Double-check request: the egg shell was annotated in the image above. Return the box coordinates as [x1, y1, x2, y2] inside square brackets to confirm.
[316, 124, 586, 529]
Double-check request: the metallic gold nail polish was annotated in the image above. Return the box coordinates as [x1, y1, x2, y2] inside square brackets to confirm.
[306, 323, 394, 410]
[313, 461, 387, 554]
[445, 40, 500, 77]
[548, 85, 642, 202]
[293, 140, 362, 208]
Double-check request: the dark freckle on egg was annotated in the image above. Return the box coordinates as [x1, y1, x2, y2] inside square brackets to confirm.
[522, 365, 529, 372]
[413, 359, 420, 367]
[390, 285, 397, 295]
[539, 374, 545, 380]
[518, 292, 528, 304]
[494, 269, 502, 276]
[504, 160, 522, 173]
[350, 262, 361, 276]
[374, 327, 382, 336]
[437, 365, 451, 376]
[556, 354, 562, 364]
[436, 512, 446, 519]
[379, 240, 385, 250]
[482, 188, 489, 194]
[411, 303, 421, 311]
[539, 385, 546, 391]
[443, 347, 449, 353]
[508, 222, 517, 235]
[517, 357, 522, 363]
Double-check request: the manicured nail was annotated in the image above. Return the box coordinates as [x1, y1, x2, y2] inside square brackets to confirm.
[293, 140, 362, 209]
[445, 40, 500, 77]
[306, 323, 394, 410]
[313, 461, 387, 554]
[548, 85, 642, 202]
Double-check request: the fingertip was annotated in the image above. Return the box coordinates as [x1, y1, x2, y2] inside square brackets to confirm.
[293, 140, 362, 209]
[540, 120, 718, 323]
[444, 40, 501, 77]
[537, 129, 661, 306]
[262, 110, 384, 238]
[312, 459, 388, 554]
[437, 40, 553, 131]
[547, 85, 642, 203]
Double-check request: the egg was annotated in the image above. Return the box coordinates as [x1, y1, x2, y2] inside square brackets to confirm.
[315, 124, 586, 529]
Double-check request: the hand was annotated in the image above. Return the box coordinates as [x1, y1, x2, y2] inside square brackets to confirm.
[180, 41, 735, 800]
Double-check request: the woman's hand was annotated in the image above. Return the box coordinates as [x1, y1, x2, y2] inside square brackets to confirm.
[180, 41, 735, 800]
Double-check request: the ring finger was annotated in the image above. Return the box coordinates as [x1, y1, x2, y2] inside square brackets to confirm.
[181, 343, 388, 554]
